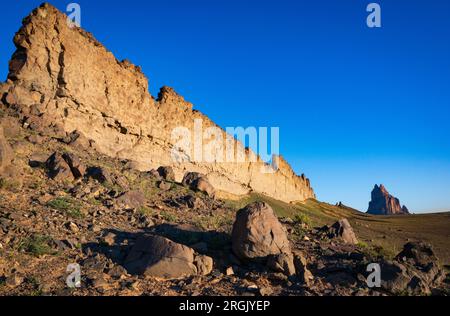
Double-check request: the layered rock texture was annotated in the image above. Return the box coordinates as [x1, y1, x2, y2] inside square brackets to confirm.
[367, 184, 409, 215]
[0, 3, 315, 202]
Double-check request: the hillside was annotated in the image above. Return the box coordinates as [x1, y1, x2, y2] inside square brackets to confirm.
[0, 3, 448, 297]
[226, 194, 450, 264]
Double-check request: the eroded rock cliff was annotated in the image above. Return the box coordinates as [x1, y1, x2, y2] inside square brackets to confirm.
[1, 3, 315, 202]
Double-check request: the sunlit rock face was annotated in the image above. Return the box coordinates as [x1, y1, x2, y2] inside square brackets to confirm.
[2, 3, 315, 202]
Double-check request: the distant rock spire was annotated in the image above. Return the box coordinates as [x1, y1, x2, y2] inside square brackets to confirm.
[367, 184, 409, 215]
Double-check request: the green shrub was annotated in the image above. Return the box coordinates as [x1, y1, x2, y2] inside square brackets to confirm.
[0, 178, 21, 192]
[294, 212, 311, 227]
[46, 197, 84, 218]
[19, 235, 56, 257]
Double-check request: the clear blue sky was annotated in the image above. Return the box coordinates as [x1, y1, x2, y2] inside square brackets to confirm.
[1, 0, 449, 213]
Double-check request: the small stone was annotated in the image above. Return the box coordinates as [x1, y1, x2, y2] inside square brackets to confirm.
[6, 274, 24, 287]
[225, 267, 234, 276]
[194, 255, 213, 276]
[103, 232, 116, 246]
[158, 181, 172, 191]
[66, 222, 79, 233]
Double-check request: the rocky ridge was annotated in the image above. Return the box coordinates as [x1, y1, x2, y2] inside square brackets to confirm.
[1, 3, 314, 203]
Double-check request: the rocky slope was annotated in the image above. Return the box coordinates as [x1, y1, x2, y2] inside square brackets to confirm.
[367, 184, 409, 215]
[1, 104, 449, 295]
[0, 3, 448, 297]
[1, 3, 314, 203]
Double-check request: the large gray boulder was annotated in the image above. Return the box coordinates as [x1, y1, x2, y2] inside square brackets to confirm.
[231, 202, 291, 261]
[124, 235, 213, 280]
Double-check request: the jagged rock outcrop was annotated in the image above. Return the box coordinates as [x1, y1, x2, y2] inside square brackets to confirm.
[367, 184, 409, 215]
[1, 3, 315, 203]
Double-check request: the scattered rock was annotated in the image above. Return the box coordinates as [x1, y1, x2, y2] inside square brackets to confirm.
[124, 235, 198, 280]
[66, 222, 79, 233]
[46, 152, 74, 181]
[85, 167, 111, 184]
[293, 250, 313, 285]
[231, 202, 291, 262]
[326, 219, 358, 245]
[157, 166, 175, 182]
[157, 181, 171, 191]
[267, 253, 296, 276]
[28, 153, 48, 168]
[5, 274, 24, 288]
[182, 172, 215, 197]
[102, 232, 116, 246]
[116, 191, 146, 210]
[26, 134, 44, 145]
[380, 242, 446, 295]
[225, 267, 235, 276]
[62, 153, 86, 179]
[194, 255, 214, 276]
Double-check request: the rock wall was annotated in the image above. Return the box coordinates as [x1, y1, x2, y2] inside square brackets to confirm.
[1, 3, 315, 202]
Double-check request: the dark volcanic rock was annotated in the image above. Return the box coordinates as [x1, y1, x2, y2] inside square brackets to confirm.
[380, 242, 445, 295]
[367, 184, 409, 215]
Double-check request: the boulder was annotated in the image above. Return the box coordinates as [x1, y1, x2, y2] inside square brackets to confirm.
[29, 153, 49, 168]
[181, 172, 215, 197]
[116, 190, 146, 210]
[157, 166, 175, 182]
[124, 235, 199, 279]
[194, 255, 214, 276]
[380, 242, 445, 295]
[45, 152, 74, 181]
[85, 166, 111, 184]
[62, 153, 86, 179]
[231, 202, 291, 261]
[45, 152, 86, 181]
[327, 219, 358, 244]
[267, 253, 296, 276]
[293, 250, 313, 285]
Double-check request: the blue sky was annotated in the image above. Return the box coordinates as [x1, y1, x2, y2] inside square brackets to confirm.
[1, 0, 449, 213]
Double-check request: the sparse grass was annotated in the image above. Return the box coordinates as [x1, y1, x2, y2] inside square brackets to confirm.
[194, 214, 233, 232]
[87, 197, 102, 206]
[294, 213, 311, 227]
[357, 242, 396, 260]
[27, 276, 43, 296]
[160, 210, 177, 222]
[46, 197, 84, 219]
[138, 206, 154, 217]
[225, 193, 450, 263]
[101, 181, 124, 194]
[0, 178, 21, 192]
[18, 235, 56, 257]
